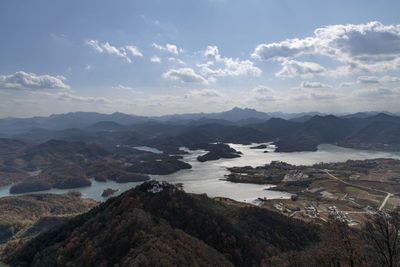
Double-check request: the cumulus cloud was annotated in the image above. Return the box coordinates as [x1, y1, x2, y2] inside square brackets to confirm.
[204, 45, 220, 59]
[85, 40, 103, 53]
[276, 60, 326, 78]
[168, 57, 185, 65]
[125, 46, 143, 57]
[162, 68, 208, 84]
[0, 71, 70, 90]
[199, 45, 262, 79]
[300, 81, 332, 89]
[252, 38, 315, 61]
[102, 42, 129, 61]
[85, 40, 142, 63]
[150, 55, 161, 63]
[252, 21, 400, 75]
[357, 76, 379, 84]
[152, 43, 182, 54]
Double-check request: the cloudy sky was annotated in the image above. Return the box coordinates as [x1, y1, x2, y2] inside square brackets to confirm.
[1, 0, 400, 117]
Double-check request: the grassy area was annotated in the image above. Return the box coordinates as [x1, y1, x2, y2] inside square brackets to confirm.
[384, 202, 394, 210]
[345, 186, 368, 195]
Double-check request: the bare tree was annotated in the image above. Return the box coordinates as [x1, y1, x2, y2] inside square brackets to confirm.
[363, 209, 400, 267]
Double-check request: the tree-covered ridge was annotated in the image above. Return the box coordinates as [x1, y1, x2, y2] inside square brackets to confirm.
[4, 181, 400, 266]
[4, 181, 320, 267]
[0, 193, 97, 247]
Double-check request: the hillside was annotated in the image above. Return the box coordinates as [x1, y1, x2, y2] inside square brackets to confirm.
[0, 193, 97, 246]
[4, 181, 321, 266]
[340, 121, 400, 151]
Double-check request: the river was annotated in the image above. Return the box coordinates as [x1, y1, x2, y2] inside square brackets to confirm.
[1, 144, 400, 203]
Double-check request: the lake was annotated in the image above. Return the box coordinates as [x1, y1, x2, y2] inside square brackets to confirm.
[1, 144, 400, 203]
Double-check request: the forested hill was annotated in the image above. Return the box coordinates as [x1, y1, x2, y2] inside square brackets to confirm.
[2, 111, 400, 153]
[5, 181, 320, 267]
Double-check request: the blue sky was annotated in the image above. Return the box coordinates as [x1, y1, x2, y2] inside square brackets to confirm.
[1, 0, 400, 117]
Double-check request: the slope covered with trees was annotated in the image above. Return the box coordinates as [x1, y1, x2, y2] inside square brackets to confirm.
[4, 182, 400, 266]
[4, 181, 320, 266]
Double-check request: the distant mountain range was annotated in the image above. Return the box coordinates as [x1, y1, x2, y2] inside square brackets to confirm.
[1, 108, 399, 136]
[1, 108, 400, 153]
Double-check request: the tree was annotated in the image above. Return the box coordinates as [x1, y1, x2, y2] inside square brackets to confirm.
[363, 209, 400, 267]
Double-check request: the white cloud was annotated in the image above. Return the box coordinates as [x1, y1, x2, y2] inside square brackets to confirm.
[85, 40, 142, 63]
[380, 76, 400, 83]
[125, 46, 143, 57]
[152, 43, 182, 54]
[199, 45, 262, 79]
[166, 44, 180, 54]
[85, 65, 93, 70]
[253, 21, 400, 75]
[168, 57, 185, 65]
[100, 42, 131, 63]
[276, 60, 326, 78]
[0, 71, 70, 90]
[150, 55, 161, 63]
[85, 40, 103, 53]
[252, 38, 315, 61]
[112, 84, 141, 93]
[162, 68, 208, 84]
[204, 45, 220, 59]
[357, 76, 379, 84]
[300, 81, 332, 89]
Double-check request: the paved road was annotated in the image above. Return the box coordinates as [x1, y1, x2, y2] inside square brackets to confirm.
[323, 169, 392, 210]
[323, 170, 388, 194]
[379, 193, 393, 210]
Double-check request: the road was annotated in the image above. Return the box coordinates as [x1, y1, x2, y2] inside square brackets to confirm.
[323, 169, 388, 194]
[323, 169, 392, 211]
[379, 193, 393, 210]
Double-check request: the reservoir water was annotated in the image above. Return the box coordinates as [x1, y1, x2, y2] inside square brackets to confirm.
[1, 144, 400, 203]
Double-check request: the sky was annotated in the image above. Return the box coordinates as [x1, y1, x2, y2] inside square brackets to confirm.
[1, 0, 400, 118]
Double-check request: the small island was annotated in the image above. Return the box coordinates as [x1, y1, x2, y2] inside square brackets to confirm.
[102, 188, 120, 197]
[197, 143, 242, 162]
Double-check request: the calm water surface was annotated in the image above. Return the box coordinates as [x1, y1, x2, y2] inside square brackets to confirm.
[1, 144, 399, 203]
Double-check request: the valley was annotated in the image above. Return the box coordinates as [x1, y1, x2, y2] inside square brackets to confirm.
[1, 109, 400, 266]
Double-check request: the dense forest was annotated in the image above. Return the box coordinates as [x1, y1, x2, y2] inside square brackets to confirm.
[3, 181, 400, 266]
